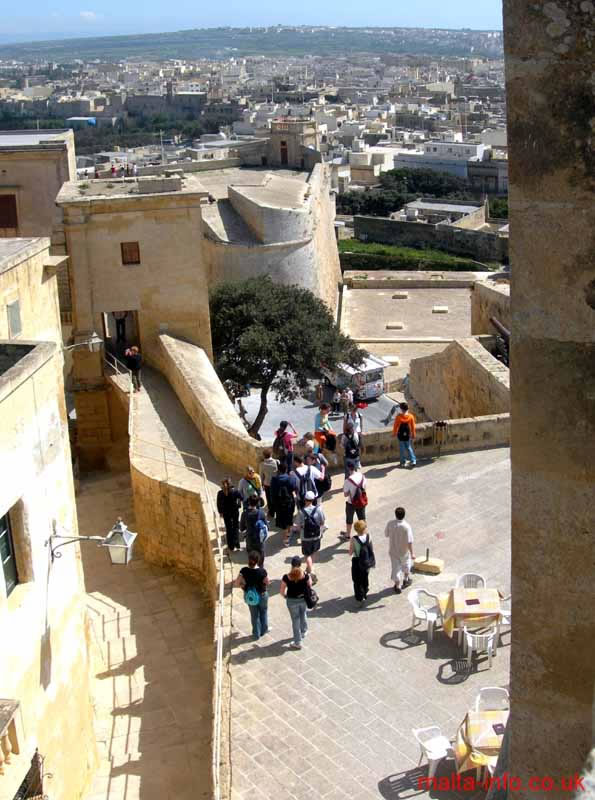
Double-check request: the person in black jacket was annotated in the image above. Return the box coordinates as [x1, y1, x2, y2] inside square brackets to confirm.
[124, 345, 142, 391]
[240, 495, 267, 566]
[216, 478, 242, 552]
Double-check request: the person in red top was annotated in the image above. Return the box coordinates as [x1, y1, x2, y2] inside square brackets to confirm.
[274, 420, 298, 473]
[392, 402, 417, 467]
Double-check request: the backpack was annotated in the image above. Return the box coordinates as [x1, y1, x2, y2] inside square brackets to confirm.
[348, 476, 368, 509]
[356, 534, 376, 570]
[276, 481, 293, 508]
[397, 420, 411, 442]
[344, 435, 360, 460]
[245, 587, 260, 606]
[302, 508, 322, 540]
[298, 467, 316, 502]
[272, 433, 288, 459]
[255, 518, 269, 544]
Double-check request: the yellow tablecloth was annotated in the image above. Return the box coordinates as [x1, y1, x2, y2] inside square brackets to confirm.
[440, 588, 501, 638]
[454, 709, 508, 774]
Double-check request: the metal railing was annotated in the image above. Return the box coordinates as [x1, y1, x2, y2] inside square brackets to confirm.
[104, 353, 226, 798]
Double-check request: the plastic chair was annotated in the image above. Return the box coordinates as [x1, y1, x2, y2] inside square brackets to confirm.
[499, 594, 511, 642]
[408, 588, 442, 642]
[412, 726, 453, 779]
[464, 626, 497, 669]
[456, 573, 486, 589]
[474, 686, 509, 712]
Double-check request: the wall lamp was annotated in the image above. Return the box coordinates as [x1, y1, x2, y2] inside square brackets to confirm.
[47, 518, 138, 565]
[62, 332, 103, 352]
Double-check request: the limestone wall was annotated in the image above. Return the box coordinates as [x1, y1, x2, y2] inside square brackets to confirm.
[0, 342, 97, 800]
[360, 414, 510, 465]
[409, 338, 510, 420]
[354, 215, 509, 263]
[471, 280, 510, 334]
[504, 0, 595, 788]
[157, 334, 267, 473]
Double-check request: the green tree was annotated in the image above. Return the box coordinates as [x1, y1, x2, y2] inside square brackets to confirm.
[209, 278, 366, 436]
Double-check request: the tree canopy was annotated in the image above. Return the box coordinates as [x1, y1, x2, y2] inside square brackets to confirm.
[209, 278, 366, 435]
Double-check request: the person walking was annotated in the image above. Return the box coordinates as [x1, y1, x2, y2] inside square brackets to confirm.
[332, 388, 342, 415]
[341, 462, 368, 540]
[293, 455, 323, 509]
[238, 466, 262, 509]
[305, 445, 330, 498]
[392, 402, 417, 467]
[216, 478, 242, 551]
[234, 551, 269, 639]
[270, 462, 298, 546]
[273, 420, 298, 473]
[110, 163, 116, 177]
[340, 388, 350, 414]
[341, 422, 362, 478]
[124, 346, 142, 391]
[240, 496, 268, 566]
[280, 556, 312, 649]
[343, 403, 364, 435]
[385, 507, 415, 593]
[349, 520, 376, 604]
[112, 310, 129, 343]
[259, 449, 279, 519]
[295, 491, 325, 584]
[132, 163, 138, 177]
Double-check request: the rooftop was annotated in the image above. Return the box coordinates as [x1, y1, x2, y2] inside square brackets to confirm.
[230, 173, 308, 210]
[0, 237, 49, 276]
[406, 199, 482, 214]
[0, 129, 71, 150]
[56, 173, 209, 203]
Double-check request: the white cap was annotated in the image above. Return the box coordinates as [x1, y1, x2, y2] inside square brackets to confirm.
[305, 491, 316, 500]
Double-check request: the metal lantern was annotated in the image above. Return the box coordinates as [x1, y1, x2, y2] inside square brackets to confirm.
[102, 518, 137, 565]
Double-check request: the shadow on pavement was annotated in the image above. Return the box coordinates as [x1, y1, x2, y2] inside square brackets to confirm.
[379, 762, 485, 799]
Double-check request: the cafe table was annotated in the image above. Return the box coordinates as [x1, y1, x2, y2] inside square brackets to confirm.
[454, 708, 509, 776]
[438, 588, 501, 642]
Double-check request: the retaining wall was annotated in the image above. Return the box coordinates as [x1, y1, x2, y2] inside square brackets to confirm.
[157, 333, 267, 473]
[471, 280, 511, 334]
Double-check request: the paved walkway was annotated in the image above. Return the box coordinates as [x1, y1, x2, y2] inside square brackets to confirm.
[229, 448, 511, 800]
[79, 470, 214, 800]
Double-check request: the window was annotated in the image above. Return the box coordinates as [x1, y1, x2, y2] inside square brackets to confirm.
[120, 242, 140, 265]
[7, 300, 22, 338]
[0, 194, 17, 230]
[0, 514, 18, 597]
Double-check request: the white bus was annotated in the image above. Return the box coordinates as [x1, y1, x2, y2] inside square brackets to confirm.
[322, 355, 390, 401]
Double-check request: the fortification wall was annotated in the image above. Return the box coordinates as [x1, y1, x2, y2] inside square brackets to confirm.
[409, 337, 510, 420]
[471, 280, 511, 334]
[354, 215, 509, 263]
[157, 334, 266, 472]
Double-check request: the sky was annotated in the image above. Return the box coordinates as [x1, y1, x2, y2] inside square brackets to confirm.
[0, 0, 503, 42]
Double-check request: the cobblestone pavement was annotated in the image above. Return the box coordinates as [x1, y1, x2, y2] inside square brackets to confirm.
[229, 448, 511, 800]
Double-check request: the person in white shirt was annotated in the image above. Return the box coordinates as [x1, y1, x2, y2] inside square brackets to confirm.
[292, 455, 323, 509]
[295, 491, 326, 583]
[384, 507, 415, 594]
[341, 463, 367, 540]
[259, 449, 279, 519]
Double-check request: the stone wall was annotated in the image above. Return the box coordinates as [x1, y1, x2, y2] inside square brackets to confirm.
[471, 280, 511, 334]
[503, 0, 595, 790]
[409, 337, 510, 420]
[157, 334, 267, 473]
[354, 215, 509, 263]
[360, 414, 510, 465]
[0, 341, 97, 800]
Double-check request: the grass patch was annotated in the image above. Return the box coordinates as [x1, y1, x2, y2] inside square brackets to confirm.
[338, 239, 497, 271]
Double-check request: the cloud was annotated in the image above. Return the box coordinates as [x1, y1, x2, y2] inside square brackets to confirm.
[79, 10, 100, 21]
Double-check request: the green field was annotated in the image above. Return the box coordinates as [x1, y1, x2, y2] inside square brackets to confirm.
[338, 239, 495, 272]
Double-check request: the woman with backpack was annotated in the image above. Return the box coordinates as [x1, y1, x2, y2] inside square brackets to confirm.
[234, 551, 270, 639]
[280, 556, 313, 650]
[349, 520, 376, 604]
[273, 420, 298, 473]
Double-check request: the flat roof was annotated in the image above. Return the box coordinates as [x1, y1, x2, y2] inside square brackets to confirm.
[0, 238, 49, 275]
[406, 199, 481, 214]
[57, 173, 208, 203]
[0, 130, 70, 149]
[231, 173, 307, 210]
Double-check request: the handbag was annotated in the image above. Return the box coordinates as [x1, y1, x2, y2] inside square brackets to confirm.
[304, 581, 319, 610]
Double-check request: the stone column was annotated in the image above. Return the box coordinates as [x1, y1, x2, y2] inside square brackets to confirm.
[504, 0, 595, 795]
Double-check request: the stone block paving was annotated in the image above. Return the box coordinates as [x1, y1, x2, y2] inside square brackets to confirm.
[229, 448, 511, 800]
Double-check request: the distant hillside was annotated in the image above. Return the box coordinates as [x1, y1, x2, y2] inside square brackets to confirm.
[0, 26, 503, 62]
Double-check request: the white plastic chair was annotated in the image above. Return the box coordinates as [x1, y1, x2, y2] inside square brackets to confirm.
[464, 626, 497, 669]
[456, 573, 486, 589]
[408, 588, 442, 642]
[499, 594, 511, 642]
[474, 686, 509, 712]
[412, 726, 453, 779]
